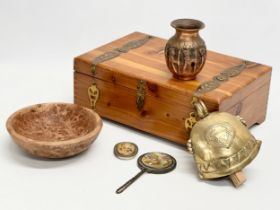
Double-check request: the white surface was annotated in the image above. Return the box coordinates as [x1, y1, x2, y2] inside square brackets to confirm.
[0, 0, 280, 209]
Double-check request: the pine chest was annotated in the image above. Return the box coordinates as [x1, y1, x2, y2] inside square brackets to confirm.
[74, 32, 272, 145]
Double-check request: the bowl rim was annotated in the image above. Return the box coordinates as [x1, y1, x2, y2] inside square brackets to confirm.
[6, 102, 103, 146]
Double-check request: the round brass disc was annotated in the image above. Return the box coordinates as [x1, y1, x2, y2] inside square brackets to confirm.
[114, 142, 138, 160]
[138, 152, 176, 174]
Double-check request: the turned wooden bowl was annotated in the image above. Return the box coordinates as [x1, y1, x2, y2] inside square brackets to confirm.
[6, 103, 102, 158]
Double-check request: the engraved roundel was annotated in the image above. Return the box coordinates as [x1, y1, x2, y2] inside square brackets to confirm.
[205, 122, 235, 148]
[114, 142, 138, 160]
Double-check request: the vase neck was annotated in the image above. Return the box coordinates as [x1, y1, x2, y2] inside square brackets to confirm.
[175, 29, 199, 39]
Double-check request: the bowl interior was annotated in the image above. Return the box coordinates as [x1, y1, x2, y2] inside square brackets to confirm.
[10, 104, 98, 142]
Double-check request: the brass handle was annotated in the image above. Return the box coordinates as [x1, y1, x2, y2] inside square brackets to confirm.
[192, 97, 208, 119]
[116, 169, 146, 194]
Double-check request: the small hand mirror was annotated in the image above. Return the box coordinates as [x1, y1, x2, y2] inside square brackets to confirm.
[116, 152, 176, 194]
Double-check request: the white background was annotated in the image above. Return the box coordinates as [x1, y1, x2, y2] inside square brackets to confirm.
[0, 0, 279, 210]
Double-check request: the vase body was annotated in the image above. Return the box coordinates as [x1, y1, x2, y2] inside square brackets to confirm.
[165, 19, 207, 80]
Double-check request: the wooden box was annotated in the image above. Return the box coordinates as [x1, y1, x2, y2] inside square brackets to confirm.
[74, 32, 272, 145]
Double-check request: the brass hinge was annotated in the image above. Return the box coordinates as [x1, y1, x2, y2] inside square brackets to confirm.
[88, 81, 100, 110]
[136, 80, 146, 111]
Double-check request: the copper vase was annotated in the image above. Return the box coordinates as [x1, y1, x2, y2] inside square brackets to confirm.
[165, 19, 207, 80]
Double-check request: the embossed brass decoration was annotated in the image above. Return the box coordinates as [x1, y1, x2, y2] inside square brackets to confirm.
[194, 60, 257, 97]
[91, 35, 153, 75]
[88, 81, 99, 110]
[205, 122, 235, 148]
[184, 60, 261, 186]
[165, 19, 207, 80]
[186, 98, 261, 183]
[136, 80, 146, 111]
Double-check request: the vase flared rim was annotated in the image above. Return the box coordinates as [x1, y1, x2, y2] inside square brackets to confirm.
[171, 19, 205, 31]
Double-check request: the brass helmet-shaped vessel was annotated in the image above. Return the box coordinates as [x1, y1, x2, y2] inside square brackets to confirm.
[187, 99, 261, 180]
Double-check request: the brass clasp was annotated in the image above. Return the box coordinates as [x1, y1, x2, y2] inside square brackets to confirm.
[136, 80, 146, 111]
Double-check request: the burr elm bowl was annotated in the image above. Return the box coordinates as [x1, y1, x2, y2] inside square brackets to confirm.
[6, 103, 102, 158]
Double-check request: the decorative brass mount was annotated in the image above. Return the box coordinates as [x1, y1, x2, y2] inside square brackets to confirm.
[88, 81, 99, 110]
